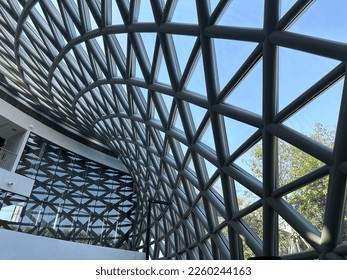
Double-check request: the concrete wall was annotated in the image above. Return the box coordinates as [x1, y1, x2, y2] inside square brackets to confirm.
[0, 229, 145, 260]
[0, 99, 127, 173]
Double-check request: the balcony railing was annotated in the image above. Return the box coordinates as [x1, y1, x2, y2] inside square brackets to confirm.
[0, 148, 17, 171]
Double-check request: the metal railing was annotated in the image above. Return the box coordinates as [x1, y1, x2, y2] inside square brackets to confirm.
[0, 148, 17, 171]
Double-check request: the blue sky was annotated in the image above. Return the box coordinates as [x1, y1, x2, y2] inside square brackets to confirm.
[31, 0, 345, 197]
[111, 1, 345, 194]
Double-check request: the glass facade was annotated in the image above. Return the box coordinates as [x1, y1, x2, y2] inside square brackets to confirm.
[0, 0, 347, 259]
[0, 133, 135, 249]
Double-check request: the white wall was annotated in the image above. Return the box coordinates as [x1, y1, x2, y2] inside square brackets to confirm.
[0, 99, 127, 172]
[0, 229, 145, 260]
[0, 168, 34, 197]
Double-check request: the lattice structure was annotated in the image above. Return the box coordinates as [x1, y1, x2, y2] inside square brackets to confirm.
[0, 0, 347, 259]
[6, 133, 135, 248]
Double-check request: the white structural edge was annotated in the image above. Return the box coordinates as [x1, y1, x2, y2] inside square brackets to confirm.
[0, 229, 145, 260]
[0, 168, 34, 197]
[0, 98, 128, 173]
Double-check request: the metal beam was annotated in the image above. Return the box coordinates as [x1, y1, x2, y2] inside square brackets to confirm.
[262, 0, 279, 257]
[320, 66, 347, 255]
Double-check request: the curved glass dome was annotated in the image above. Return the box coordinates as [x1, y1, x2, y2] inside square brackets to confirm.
[1, 0, 347, 259]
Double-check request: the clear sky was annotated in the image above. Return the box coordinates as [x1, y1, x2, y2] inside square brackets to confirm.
[100, 0, 347, 199]
[30, 0, 346, 199]
[134, 0, 345, 147]
[13, 0, 347, 149]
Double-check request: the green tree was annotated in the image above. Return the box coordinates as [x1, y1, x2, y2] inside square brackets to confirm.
[240, 123, 340, 257]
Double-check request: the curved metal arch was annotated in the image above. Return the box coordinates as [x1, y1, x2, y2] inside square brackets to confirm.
[1, 0, 347, 260]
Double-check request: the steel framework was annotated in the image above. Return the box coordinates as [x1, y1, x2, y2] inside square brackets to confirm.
[0, 0, 347, 259]
[1, 133, 135, 248]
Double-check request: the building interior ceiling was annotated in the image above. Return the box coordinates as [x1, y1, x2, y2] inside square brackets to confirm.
[1, 0, 347, 259]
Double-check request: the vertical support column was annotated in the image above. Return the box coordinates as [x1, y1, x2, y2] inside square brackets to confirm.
[196, 0, 242, 259]
[196, 0, 220, 260]
[11, 130, 31, 173]
[262, 0, 279, 256]
[320, 66, 347, 257]
[146, 199, 152, 260]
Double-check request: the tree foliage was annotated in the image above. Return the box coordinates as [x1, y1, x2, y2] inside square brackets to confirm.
[239, 123, 342, 258]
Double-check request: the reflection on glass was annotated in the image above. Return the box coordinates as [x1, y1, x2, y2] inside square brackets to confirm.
[10, 133, 135, 249]
[0, 202, 24, 223]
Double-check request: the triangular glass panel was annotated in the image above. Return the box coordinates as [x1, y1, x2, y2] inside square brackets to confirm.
[111, 0, 123, 24]
[138, 0, 155, 22]
[233, 139, 263, 182]
[187, 156, 196, 177]
[242, 206, 263, 240]
[71, 19, 80, 38]
[214, 38, 258, 92]
[223, 116, 258, 156]
[278, 215, 314, 255]
[171, 108, 185, 133]
[165, 142, 174, 160]
[35, 3, 48, 23]
[209, 0, 220, 16]
[115, 33, 128, 58]
[224, 59, 263, 115]
[176, 178, 187, 199]
[171, 0, 198, 24]
[214, 210, 226, 228]
[159, 129, 166, 142]
[51, 0, 60, 12]
[187, 102, 207, 132]
[27, 15, 38, 33]
[172, 34, 197, 74]
[283, 79, 343, 148]
[217, 0, 264, 27]
[161, 93, 173, 114]
[80, 41, 88, 56]
[88, 8, 98, 30]
[279, 47, 340, 110]
[280, 0, 298, 18]
[196, 198, 206, 217]
[210, 176, 223, 201]
[106, 47, 122, 78]
[288, 0, 347, 43]
[199, 121, 216, 154]
[153, 92, 169, 123]
[193, 222, 207, 245]
[235, 180, 260, 211]
[282, 175, 328, 231]
[151, 103, 161, 123]
[138, 86, 148, 107]
[277, 138, 326, 187]
[242, 238, 255, 260]
[185, 51, 207, 97]
[202, 155, 217, 180]
[135, 56, 145, 80]
[170, 138, 184, 164]
[179, 141, 188, 158]
[156, 54, 171, 86]
[139, 33, 156, 65]
[95, 36, 105, 56]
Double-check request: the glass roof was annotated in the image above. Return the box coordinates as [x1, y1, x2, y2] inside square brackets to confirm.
[0, 0, 347, 260]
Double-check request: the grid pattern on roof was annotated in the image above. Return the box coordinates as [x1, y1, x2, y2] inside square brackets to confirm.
[0, 0, 347, 259]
